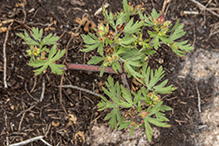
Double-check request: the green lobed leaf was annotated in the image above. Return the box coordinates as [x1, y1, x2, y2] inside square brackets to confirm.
[81, 33, 97, 44]
[31, 27, 43, 42]
[97, 96, 114, 111]
[121, 85, 133, 106]
[119, 35, 138, 46]
[123, 0, 130, 22]
[124, 19, 144, 34]
[104, 106, 123, 129]
[29, 45, 65, 75]
[115, 12, 127, 27]
[175, 41, 194, 56]
[41, 33, 59, 46]
[169, 24, 185, 41]
[138, 10, 154, 27]
[147, 117, 171, 127]
[17, 31, 40, 46]
[49, 63, 65, 75]
[141, 49, 156, 56]
[111, 61, 121, 73]
[132, 90, 141, 105]
[148, 31, 160, 49]
[52, 49, 65, 61]
[155, 112, 170, 121]
[81, 33, 104, 56]
[141, 64, 175, 94]
[33, 64, 48, 75]
[151, 9, 161, 20]
[29, 60, 46, 68]
[153, 80, 176, 94]
[129, 126, 135, 136]
[118, 121, 132, 130]
[144, 120, 153, 142]
[102, 6, 116, 29]
[87, 56, 104, 65]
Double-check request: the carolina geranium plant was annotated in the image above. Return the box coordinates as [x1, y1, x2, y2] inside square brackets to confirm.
[17, 27, 65, 75]
[81, 0, 193, 142]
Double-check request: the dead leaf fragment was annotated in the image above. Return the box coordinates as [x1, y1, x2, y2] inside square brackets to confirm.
[44, 26, 56, 32]
[53, 20, 57, 26]
[65, 120, 73, 129]
[52, 121, 60, 127]
[69, 114, 77, 124]
[70, 32, 80, 37]
[132, 78, 141, 86]
[74, 13, 96, 32]
[10, 105, 14, 110]
[74, 131, 85, 144]
[0, 27, 7, 33]
[29, 112, 34, 118]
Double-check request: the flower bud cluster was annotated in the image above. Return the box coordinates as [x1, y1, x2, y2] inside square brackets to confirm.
[146, 92, 161, 106]
[123, 107, 149, 127]
[26, 46, 46, 61]
[152, 13, 172, 35]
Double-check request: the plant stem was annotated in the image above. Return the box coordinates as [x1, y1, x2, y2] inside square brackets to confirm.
[63, 63, 130, 91]
[63, 63, 115, 74]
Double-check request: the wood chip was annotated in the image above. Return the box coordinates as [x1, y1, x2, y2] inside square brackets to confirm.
[29, 112, 34, 118]
[52, 121, 60, 127]
[74, 131, 85, 144]
[70, 0, 85, 6]
[10, 105, 14, 110]
[69, 114, 77, 124]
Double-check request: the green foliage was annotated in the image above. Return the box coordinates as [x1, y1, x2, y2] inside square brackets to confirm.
[139, 64, 177, 94]
[29, 45, 65, 75]
[81, 5, 193, 77]
[98, 76, 172, 142]
[17, 27, 65, 75]
[81, 0, 193, 142]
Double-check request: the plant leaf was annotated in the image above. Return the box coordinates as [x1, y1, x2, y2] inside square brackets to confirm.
[123, 0, 130, 22]
[141, 64, 176, 94]
[81, 34, 104, 56]
[124, 19, 144, 34]
[87, 56, 104, 64]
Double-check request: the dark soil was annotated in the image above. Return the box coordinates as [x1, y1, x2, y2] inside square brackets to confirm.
[0, 0, 218, 146]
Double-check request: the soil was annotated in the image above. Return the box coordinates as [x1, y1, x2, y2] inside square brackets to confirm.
[0, 0, 219, 146]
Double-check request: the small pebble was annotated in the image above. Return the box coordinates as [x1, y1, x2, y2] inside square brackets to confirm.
[170, 67, 175, 71]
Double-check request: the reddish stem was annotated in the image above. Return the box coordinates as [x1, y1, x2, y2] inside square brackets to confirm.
[64, 63, 115, 74]
[64, 63, 130, 91]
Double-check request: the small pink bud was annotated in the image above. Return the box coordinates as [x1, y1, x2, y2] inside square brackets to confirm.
[157, 12, 165, 24]
[140, 111, 149, 117]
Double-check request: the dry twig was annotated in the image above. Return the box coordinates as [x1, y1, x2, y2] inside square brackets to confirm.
[3, 22, 13, 88]
[162, 0, 172, 16]
[196, 86, 201, 112]
[18, 112, 25, 131]
[40, 77, 46, 102]
[94, 2, 110, 16]
[61, 85, 102, 97]
[30, 76, 37, 93]
[9, 136, 51, 146]
[190, 0, 219, 18]
[16, 104, 36, 117]
[175, 119, 187, 125]
[25, 83, 39, 102]
[5, 114, 9, 146]
[59, 74, 68, 115]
